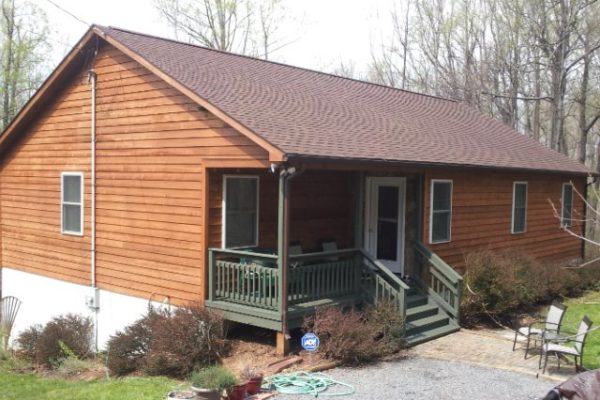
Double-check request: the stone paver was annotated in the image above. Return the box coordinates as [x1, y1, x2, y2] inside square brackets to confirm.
[412, 328, 576, 383]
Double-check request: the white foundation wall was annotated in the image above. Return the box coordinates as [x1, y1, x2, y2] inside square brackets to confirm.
[1, 267, 159, 348]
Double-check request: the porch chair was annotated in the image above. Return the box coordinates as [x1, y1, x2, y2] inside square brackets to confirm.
[512, 300, 567, 359]
[0, 296, 22, 350]
[321, 240, 339, 261]
[540, 315, 593, 373]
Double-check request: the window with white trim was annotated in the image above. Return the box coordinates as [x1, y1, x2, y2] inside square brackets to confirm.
[61, 172, 83, 235]
[223, 176, 259, 248]
[430, 180, 452, 243]
[511, 182, 527, 234]
[561, 183, 573, 228]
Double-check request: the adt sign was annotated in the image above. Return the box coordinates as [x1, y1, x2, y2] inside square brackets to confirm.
[301, 332, 320, 352]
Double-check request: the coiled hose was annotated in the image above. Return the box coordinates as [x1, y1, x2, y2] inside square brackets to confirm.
[263, 371, 355, 397]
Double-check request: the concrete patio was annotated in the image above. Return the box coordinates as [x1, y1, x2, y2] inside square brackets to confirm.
[412, 328, 577, 383]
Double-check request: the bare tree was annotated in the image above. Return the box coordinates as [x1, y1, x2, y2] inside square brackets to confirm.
[155, 0, 289, 59]
[0, 0, 50, 128]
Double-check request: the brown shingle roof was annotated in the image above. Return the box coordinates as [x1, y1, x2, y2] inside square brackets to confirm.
[98, 26, 590, 174]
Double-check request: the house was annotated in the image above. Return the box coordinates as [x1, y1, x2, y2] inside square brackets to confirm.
[0, 26, 590, 354]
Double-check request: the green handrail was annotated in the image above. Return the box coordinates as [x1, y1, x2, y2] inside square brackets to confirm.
[359, 249, 410, 291]
[414, 241, 463, 322]
[414, 242, 462, 284]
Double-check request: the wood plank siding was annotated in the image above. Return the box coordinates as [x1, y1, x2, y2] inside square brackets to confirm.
[208, 170, 355, 252]
[0, 43, 269, 305]
[422, 169, 585, 270]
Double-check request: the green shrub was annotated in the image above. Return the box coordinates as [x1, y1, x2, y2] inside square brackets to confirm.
[460, 250, 600, 326]
[190, 365, 237, 392]
[15, 324, 42, 361]
[303, 301, 404, 365]
[106, 305, 228, 378]
[15, 314, 93, 368]
[106, 310, 163, 376]
[55, 357, 96, 378]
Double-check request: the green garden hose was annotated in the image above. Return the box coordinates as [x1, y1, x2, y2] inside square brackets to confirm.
[263, 371, 355, 397]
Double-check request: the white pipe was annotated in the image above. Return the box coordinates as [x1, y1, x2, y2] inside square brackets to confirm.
[88, 69, 98, 352]
[89, 69, 96, 288]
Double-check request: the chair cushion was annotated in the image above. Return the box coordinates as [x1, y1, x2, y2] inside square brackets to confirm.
[544, 343, 580, 356]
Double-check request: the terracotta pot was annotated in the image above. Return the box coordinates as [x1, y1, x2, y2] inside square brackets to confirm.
[191, 387, 222, 400]
[245, 376, 263, 395]
[227, 383, 247, 400]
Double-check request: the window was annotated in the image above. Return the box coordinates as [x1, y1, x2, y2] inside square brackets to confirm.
[511, 182, 527, 234]
[61, 172, 83, 235]
[430, 180, 452, 243]
[223, 176, 259, 248]
[561, 183, 573, 228]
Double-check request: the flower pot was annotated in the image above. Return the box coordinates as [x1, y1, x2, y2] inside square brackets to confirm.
[227, 383, 247, 400]
[166, 391, 196, 400]
[191, 387, 221, 400]
[245, 376, 263, 395]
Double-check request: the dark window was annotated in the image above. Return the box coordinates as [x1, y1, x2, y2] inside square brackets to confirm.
[430, 180, 452, 243]
[224, 176, 258, 248]
[561, 184, 573, 228]
[512, 182, 527, 234]
[61, 173, 83, 235]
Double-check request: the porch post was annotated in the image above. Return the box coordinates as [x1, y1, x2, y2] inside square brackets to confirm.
[354, 172, 365, 249]
[276, 169, 290, 355]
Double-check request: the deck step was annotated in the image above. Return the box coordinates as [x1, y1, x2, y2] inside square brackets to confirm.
[405, 302, 439, 322]
[406, 293, 428, 308]
[405, 312, 450, 335]
[404, 321, 460, 346]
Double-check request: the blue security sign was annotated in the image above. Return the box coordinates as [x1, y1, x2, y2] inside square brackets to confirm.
[301, 332, 320, 352]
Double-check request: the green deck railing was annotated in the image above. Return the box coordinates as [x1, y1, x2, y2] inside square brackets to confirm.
[359, 249, 409, 313]
[288, 249, 362, 305]
[208, 247, 410, 326]
[209, 249, 279, 310]
[414, 241, 463, 322]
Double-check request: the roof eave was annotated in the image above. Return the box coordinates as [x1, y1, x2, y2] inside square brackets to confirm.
[285, 153, 597, 177]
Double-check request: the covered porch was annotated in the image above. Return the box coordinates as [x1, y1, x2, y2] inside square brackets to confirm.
[204, 165, 462, 352]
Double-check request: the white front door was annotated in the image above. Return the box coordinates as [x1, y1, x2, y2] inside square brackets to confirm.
[365, 177, 406, 274]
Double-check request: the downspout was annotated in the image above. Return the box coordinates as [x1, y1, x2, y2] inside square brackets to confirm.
[88, 69, 98, 351]
[277, 165, 303, 342]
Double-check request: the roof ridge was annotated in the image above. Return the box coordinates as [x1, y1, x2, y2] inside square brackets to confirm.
[100, 25, 457, 104]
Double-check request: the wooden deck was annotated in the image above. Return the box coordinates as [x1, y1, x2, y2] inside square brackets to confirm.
[206, 243, 463, 341]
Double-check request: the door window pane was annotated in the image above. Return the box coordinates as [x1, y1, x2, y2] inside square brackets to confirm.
[377, 186, 399, 260]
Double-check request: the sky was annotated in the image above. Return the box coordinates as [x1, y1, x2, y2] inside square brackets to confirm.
[31, 0, 398, 74]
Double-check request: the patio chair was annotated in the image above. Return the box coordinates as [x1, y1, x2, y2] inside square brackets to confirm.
[540, 315, 593, 373]
[512, 300, 567, 359]
[0, 296, 22, 350]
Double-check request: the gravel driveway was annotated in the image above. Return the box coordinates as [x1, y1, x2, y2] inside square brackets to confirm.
[275, 357, 556, 400]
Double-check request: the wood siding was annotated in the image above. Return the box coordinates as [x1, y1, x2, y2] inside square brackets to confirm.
[0, 43, 269, 305]
[208, 170, 355, 252]
[422, 169, 585, 270]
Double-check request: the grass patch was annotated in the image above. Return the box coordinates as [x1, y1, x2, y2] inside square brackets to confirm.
[563, 290, 600, 369]
[0, 361, 183, 400]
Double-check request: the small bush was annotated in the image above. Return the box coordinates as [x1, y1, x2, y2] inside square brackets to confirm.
[190, 365, 237, 392]
[460, 250, 600, 326]
[107, 305, 228, 378]
[15, 314, 93, 368]
[106, 310, 163, 376]
[303, 302, 404, 365]
[15, 324, 42, 361]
